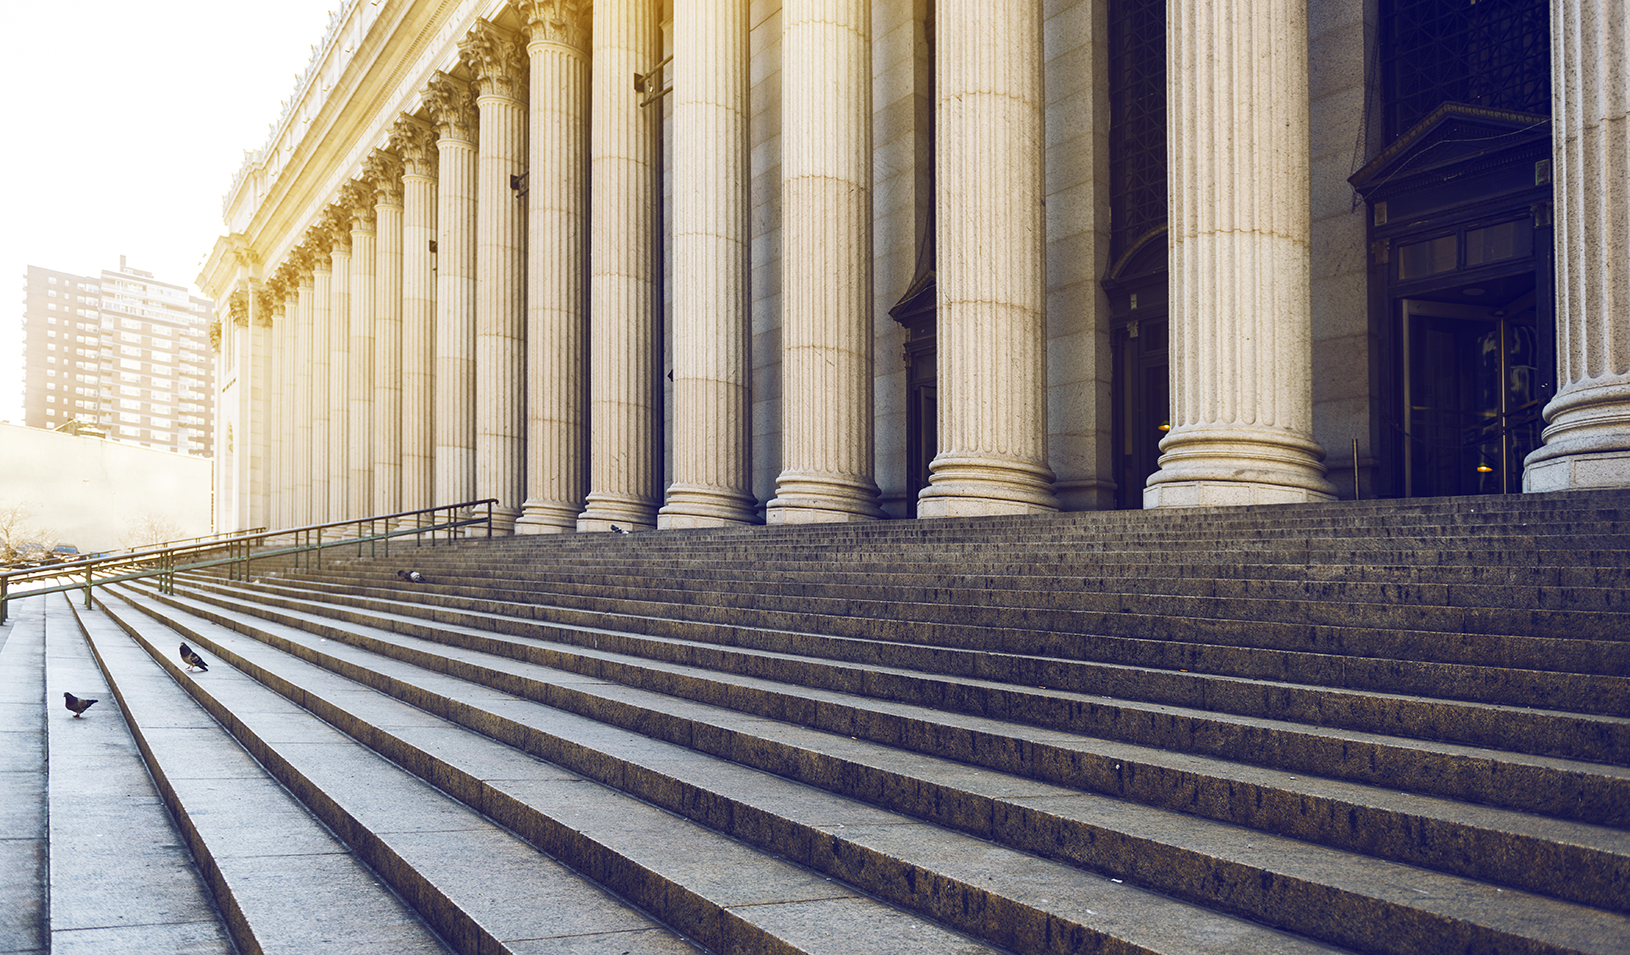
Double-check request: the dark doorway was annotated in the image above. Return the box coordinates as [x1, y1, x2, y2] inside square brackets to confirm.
[1400, 288, 1542, 496]
[1112, 312, 1169, 509]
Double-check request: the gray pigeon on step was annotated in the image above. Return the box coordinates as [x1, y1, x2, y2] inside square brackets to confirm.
[179, 643, 209, 672]
[63, 692, 98, 717]
[397, 569, 426, 583]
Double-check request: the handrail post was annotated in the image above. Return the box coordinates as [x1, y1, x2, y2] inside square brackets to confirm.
[2, 575, 9, 624]
[84, 563, 93, 609]
[487, 500, 493, 538]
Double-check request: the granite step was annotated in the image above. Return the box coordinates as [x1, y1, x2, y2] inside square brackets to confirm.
[0, 599, 50, 955]
[115, 577, 1630, 955]
[280, 564, 1630, 678]
[153, 574, 1630, 824]
[98, 582, 1314, 955]
[196, 572, 1630, 751]
[39, 594, 237, 955]
[65, 594, 453, 955]
[317, 554, 1630, 613]
[90, 587, 724, 955]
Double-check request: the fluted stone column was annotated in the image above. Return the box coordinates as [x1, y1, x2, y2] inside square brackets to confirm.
[917, 0, 1059, 518]
[279, 277, 300, 527]
[367, 150, 406, 520]
[425, 73, 479, 511]
[327, 216, 352, 521]
[1525, 0, 1630, 491]
[514, 2, 591, 534]
[767, 0, 883, 523]
[390, 116, 438, 515]
[1146, 0, 1334, 508]
[460, 21, 528, 535]
[579, 0, 658, 532]
[659, 0, 757, 528]
[266, 281, 288, 528]
[294, 257, 318, 525]
[245, 289, 273, 530]
[346, 184, 377, 519]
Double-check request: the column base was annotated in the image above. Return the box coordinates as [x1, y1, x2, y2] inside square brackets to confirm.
[766, 471, 884, 524]
[578, 491, 660, 533]
[515, 500, 580, 535]
[657, 484, 758, 529]
[915, 454, 1060, 519]
[1523, 379, 1630, 491]
[1143, 424, 1335, 508]
[486, 505, 522, 536]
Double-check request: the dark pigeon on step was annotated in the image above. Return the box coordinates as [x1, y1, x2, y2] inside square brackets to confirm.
[63, 692, 98, 717]
[179, 643, 209, 672]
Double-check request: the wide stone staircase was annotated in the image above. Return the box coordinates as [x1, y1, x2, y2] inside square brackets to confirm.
[4, 491, 1629, 954]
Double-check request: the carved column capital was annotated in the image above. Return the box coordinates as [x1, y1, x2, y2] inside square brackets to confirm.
[228, 289, 250, 328]
[422, 72, 478, 144]
[516, 0, 592, 52]
[288, 244, 318, 283]
[339, 180, 376, 229]
[362, 148, 405, 205]
[209, 320, 223, 353]
[388, 115, 438, 178]
[459, 19, 528, 98]
[254, 283, 280, 325]
[320, 205, 353, 254]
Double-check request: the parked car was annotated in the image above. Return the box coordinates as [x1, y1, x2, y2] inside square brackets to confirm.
[50, 544, 81, 564]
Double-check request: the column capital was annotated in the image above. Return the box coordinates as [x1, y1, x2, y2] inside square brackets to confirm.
[362, 148, 404, 206]
[339, 180, 376, 230]
[459, 19, 528, 98]
[254, 282, 280, 325]
[320, 205, 352, 254]
[228, 289, 250, 328]
[288, 244, 319, 283]
[387, 115, 438, 178]
[516, 0, 592, 53]
[422, 72, 478, 144]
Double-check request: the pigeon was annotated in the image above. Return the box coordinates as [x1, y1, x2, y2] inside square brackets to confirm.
[179, 643, 209, 672]
[611, 525, 629, 534]
[63, 692, 98, 717]
[397, 569, 426, 584]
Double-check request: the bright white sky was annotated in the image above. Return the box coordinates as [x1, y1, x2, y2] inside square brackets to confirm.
[0, 0, 342, 424]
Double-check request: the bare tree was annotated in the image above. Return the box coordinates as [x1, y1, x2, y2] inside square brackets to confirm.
[119, 513, 186, 551]
[0, 500, 56, 564]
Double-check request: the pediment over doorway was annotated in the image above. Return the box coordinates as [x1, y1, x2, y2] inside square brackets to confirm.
[1350, 103, 1550, 206]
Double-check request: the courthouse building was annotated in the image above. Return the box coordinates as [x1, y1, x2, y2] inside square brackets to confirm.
[199, 0, 1629, 535]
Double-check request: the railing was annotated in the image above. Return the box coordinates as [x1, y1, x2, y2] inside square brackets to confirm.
[0, 499, 497, 624]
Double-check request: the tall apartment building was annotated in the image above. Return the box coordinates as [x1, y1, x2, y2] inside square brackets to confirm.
[19, 257, 215, 456]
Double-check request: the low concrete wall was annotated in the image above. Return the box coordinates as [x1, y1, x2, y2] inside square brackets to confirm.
[0, 423, 212, 552]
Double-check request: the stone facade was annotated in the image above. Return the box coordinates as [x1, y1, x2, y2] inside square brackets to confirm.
[200, 0, 1630, 534]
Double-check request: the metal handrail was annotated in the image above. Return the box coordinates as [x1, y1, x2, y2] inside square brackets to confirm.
[0, 499, 497, 623]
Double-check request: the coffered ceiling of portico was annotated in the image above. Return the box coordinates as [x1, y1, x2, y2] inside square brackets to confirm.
[221, 0, 521, 292]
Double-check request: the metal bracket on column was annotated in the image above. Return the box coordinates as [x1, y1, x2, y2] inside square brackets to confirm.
[635, 55, 673, 108]
[510, 171, 529, 199]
